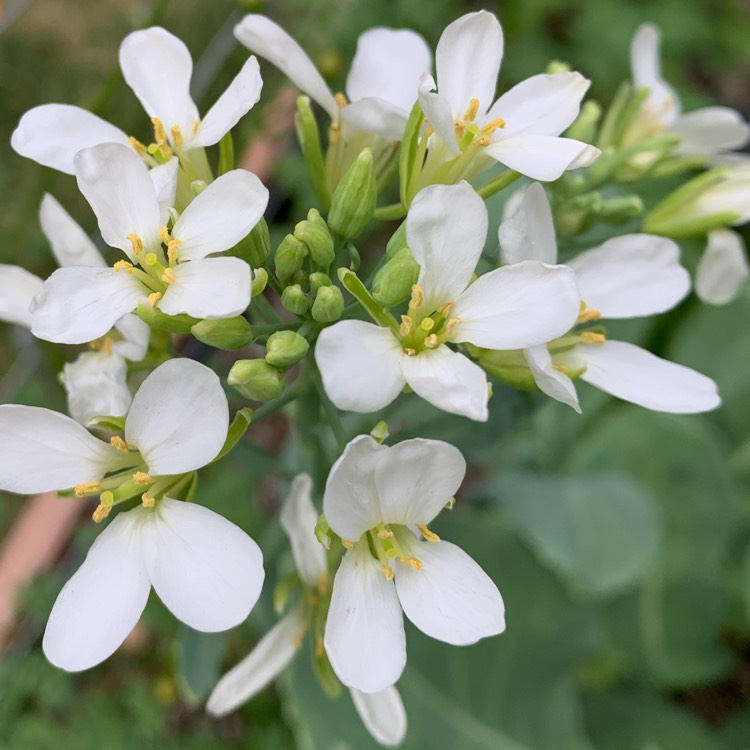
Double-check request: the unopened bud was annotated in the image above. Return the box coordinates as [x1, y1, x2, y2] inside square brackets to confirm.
[230, 217, 271, 268]
[566, 100, 602, 144]
[265, 330, 310, 368]
[328, 148, 377, 239]
[295, 95, 331, 210]
[311, 285, 344, 322]
[546, 59, 571, 74]
[190, 316, 254, 350]
[251, 267, 269, 297]
[477, 348, 539, 391]
[309, 272, 333, 294]
[191, 180, 208, 197]
[295, 209, 334, 268]
[555, 191, 604, 237]
[281, 284, 309, 315]
[275, 234, 307, 282]
[371, 246, 419, 306]
[228, 359, 285, 401]
[599, 195, 644, 224]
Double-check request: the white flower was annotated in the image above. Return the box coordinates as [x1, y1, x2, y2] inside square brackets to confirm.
[322, 436, 505, 693]
[207, 474, 407, 747]
[695, 229, 749, 305]
[630, 23, 749, 158]
[0, 358, 264, 671]
[30, 142, 268, 345]
[416, 11, 599, 181]
[0, 264, 43, 328]
[234, 15, 431, 142]
[500, 183, 720, 413]
[316, 183, 580, 421]
[11, 26, 263, 174]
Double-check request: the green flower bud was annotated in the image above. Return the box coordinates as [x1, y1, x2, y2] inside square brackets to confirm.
[228, 359, 286, 401]
[135, 300, 198, 334]
[599, 195, 644, 224]
[295, 95, 331, 210]
[555, 191, 604, 237]
[478, 348, 539, 391]
[309, 272, 333, 294]
[281, 284, 309, 315]
[295, 208, 335, 268]
[274, 234, 307, 282]
[190, 316, 254, 350]
[328, 148, 377, 239]
[371, 246, 419, 306]
[546, 59, 571, 74]
[565, 100, 602, 145]
[311, 285, 344, 323]
[251, 267, 269, 297]
[265, 330, 310, 368]
[243, 217, 271, 268]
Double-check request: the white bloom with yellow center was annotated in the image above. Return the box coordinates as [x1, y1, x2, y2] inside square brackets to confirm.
[0, 358, 264, 672]
[316, 183, 580, 421]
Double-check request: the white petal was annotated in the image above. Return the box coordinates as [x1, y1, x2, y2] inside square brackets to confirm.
[315, 321, 406, 414]
[112, 314, 150, 362]
[323, 434, 388, 541]
[0, 265, 42, 328]
[569, 234, 690, 318]
[435, 11, 503, 118]
[670, 107, 750, 157]
[578, 340, 721, 413]
[0, 404, 118, 494]
[484, 134, 598, 181]
[30, 266, 146, 345]
[408, 183, 488, 308]
[486, 72, 590, 136]
[524, 345, 581, 413]
[140, 498, 264, 631]
[157, 257, 251, 319]
[342, 99, 410, 141]
[374, 439, 465, 527]
[351, 686, 408, 747]
[346, 28, 431, 112]
[395, 538, 505, 645]
[696, 229, 749, 305]
[452, 261, 580, 348]
[74, 143, 161, 260]
[119, 27, 199, 136]
[11, 104, 130, 175]
[417, 74, 460, 153]
[324, 546, 406, 693]
[233, 15, 338, 120]
[193, 56, 263, 148]
[39, 194, 106, 268]
[43, 509, 151, 671]
[125, 359, 228, 475]
[206, 610, 303, 716]
[62, 351, 132, 426]
[171, 169, 269, 261]
[149, 158, 179, 225]
[630, 23, 680, 124]
[280, 474, 327, 585]
[498, 183, 557, 265]
[402, 347, 489, 422]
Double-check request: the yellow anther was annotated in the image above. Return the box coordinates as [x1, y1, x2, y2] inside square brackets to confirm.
[581, 331, 606, 344]
[318, 571, 329, 593]
[577, 308, 602, 324]
[418, 524, 440, 543]
[141, 492, 156, 508]
[424, 125, 435, 138]
[408, 284, 424, 310]
[133, 472, 152, 485]
[148, 292, 162, 308]
[454, 120, 466, 139]
[161, 268, 176, 285]
[380, 564, 395, 581]
[399, 556, 423, 571]
[329, 121, 341, 144]
[193, 119, 201, 135]
[400, 315, 413, 336]
[463, 98, 480, 122]
[404, 347, 417, 356]
[113, 260, 133, 272]
[74, 481, 101, 497]
[110, 436, 129, 452]
[151, 117, 168, 147]
[474, 135, 491, 147]
[159, 227, 172, 245]
[335, 92, 348, 109]
[102, 337, 113, 356]
[128, 136, 149, 157]
[553, 364, 570, 373]
[127, 233, 144, 256]
[342, 539, 355, 551]
[92, 504, 111, 523]
[144, 252, 159, 267]
[170, 125, 184, 147]
[424, 334, 439, 349]
[377, 529, 395, 540]
[437, 302, 455, 317]
[167, 240, 181, 263]
[445, 317, 460, 338]
[481, 117, 506, 135]
[419, 318, 435, 332]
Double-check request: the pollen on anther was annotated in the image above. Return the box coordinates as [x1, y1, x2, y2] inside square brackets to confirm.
[170, 125, 184, 147]
[342, 539, 355, 551]
[159, 227, 172, 245]
[334, 92, 348, 109]
[148, 292, 162, 308]
[380, 564, 395, 581]
[110, 436, 129, 452]
[113, 260, 133, 272]
[92, 504, 111, 523]
[162, 268, 176, 285]
[424, 334, 438, 349]
[377, 529, 395, 540]
[74, 481, 101, 497]
[133, 471, 152, 485]
[127, 233, 144, 256]
[408, 284, 424, 310]
[128, 136, 148, 157]
[418, 524, 441, 543]
[399, 556, 423, 571]
[400, 315, 413, 336]
[481, 117, 506, 135]
[141, 492, 156, 508]
[463, 98, 480, 122]
[577, 307, 602, 324]
[581, 331, 606, 344]
[151, 117, 168, 147]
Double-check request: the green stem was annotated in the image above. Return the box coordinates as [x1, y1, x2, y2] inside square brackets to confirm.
[251, 386, 304, 422]
[313, 373, 348, 451]
[251, 292, 282, 324]
[374, 203, 408, 221]
[476, 169, 521, 199]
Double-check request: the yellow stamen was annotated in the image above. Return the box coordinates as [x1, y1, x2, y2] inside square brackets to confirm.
[161, 268, 176, 285]
[92, 504, 111, 523]
[474, 135, 491, 147]
[418, 524, 440, 542]
[193, 119, 201, 135]
[110, 436, 129, 452]
[342, 539, 355, 551]
[329, 121, 341, 144]
[424, 334, 438, 349]
[317, 572, 329, 593]
[399, 556, 423, 571]
[377, 529, 395, 540]
[128, 136, 148, 157]
[151, 117, 169, 147]
[463, 98, 480, 122]
[553, 364, 570, 373]
[380, 564, 395, 581]
[404, 347, 417, 356]
[437, 302, 455, 317]
[581, 331, 606, 344]
[577, 308, 602, 324]
[400, 315, 413, 336]
[159, 227, 172, 245]
[133, 472, 152, 485]
[170, 125, 184, 147]
[424, 125, 435, 138]
[408, 284, 424, 310]
[102, 337, 113, 356]
[167, 240, 181, 263]
[141, 492, 156, 508]
[445, 317, 460, 338]
[148, 292, 162, 308]
[419, 318, 435, 332]
[334, 92, 348, 109]
[481, 117, 506, 135]
[454, 120, 466, 139]
[74, 481, 101, 497]
[127, 233, 144, 256]
[113, 260, 133, 272]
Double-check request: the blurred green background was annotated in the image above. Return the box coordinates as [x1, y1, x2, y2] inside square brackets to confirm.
[1, 0, 750, 748]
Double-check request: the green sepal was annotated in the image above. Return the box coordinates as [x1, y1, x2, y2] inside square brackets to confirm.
[229, 217, 271, 269]
[315, 514, 332, 551]
[337, 268, 399, 332]
[218, 131, 234, 175]
[295, 95, 331, 210]
[213, 408, 254, 462]
[190, 316, 254, 350]
[398, 99, 424, 210]
[88, 414, 127, 433]
[370, 421, 389, 444]
[135, 300, 199, 334]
